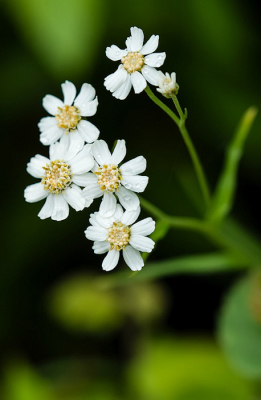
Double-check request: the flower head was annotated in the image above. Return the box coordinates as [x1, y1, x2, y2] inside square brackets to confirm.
[38, 81, 99, 147]
[85, 204, 155, 271]
[82, 139, 149, 217]
[104, 27, 166, 100]
[24, 135, 94, 221]
[156, 72, 179, 98]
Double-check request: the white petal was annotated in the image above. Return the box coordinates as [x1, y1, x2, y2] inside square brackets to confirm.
[92, 241, 110, 254]
[69, 145, 94, 174]
[63, 131, 85, 161]
[62, 185, 85, 211]
[27, 154, 49, 178]
[51, 195, 69, 221]
[121, 206, 141, 225]
[95, 213, 114, 229]
[132, 217, 155, 236]
[112, 74, 132, 100]
[106, 45, 127, 61]
[77, 120, 100, 143]
[104, 66, 128, 93]
[72, 172, 97, 187]
[89, 213, 102, 227]
[38, 194, 54, 219]
[24, 182, 48, 203]
[82, 183, 103, 200]
[111, 140, 126, 165]
[38, 116, 57, 132]
[125, 36, 132, 52]
[145, 52, 166, 68]
[130, 71, 147, 94]
[171, 72, 176, 82]
[85, 199, 93, 208]
[129, 235, 155, 252]
[157, 70, 166, 85]
[140, 35, 159, 55]
[112, 204, 124, 222]
[49, 139, 68, 160]
[122, 175, 148, 193]
[123, 245, 144, 271]
[142, 65, 160, 86]
[130, 27, 144, 52]
[79, 97, 98, 117]
[61, 81, 76, 105]
[117, 186, 140, 211]
[39, 125, 64, 146]
[74, 83, 96, 108]
[42, 95, 64, 116]
[99, 192, 117, 217]
[85, 225, 108, 241]
[92, 140, 112, 165]
[121, 156, 146, 175]
[102, 249, 120, 271]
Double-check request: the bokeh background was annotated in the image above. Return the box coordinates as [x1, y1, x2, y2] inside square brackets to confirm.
[1, 0, 261, 398]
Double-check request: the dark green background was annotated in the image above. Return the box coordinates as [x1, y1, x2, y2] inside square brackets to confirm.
[0, 0, 260, 398]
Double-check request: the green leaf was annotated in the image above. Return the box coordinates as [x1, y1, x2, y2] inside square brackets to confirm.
[98, 252, 247, 289]
[2, 361, 56, 400]
[4, 0, 106, 78]
[218, 274, 261, 378]
[127, 337, 253, 400]
[47, 274, 123, 333]
[208, 107, 258, 223]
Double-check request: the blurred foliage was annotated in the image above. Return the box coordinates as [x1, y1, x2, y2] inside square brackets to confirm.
[218, 273, 261, 378]
[1, 361, 56, 400]
[2, 0, 106, 79]
[127, 337, 253, 400]
[47, 274, 167, 332]
[208, 107, 258, 223]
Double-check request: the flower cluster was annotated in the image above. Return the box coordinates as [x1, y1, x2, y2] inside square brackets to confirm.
[24, 26, 176, 271]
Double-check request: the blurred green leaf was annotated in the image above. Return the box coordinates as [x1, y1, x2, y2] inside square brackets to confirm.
[2, 361, 56, 400]
[3, 0, 106, 78]
[218, 274, 261, 378]
[208, 107, 258, 223]
[127, 338, 253, 400]
[96, 252, 247, 289]
[48, 274, 123, 333]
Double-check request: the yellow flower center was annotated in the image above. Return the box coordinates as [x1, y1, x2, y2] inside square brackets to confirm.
[94, 164, 122, 193]
[107, 222, 131, 251]
[122, 52, 145, 73]
[41, 160, 73, 194]
[55, 105, 81, 131]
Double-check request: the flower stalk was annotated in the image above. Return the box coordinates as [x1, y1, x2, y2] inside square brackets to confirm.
[145, 85, 211, 209]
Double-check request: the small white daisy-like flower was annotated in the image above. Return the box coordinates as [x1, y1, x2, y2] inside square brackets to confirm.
[157, 72, 179, 98]
[104, 26, 166, 100]
[38, 80, 99, 147]
[85, 204, 155, 271]
[82, 139, 148, 217]
[24, 135, 94, 221]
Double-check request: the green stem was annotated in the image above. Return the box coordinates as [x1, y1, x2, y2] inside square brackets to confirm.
[139, 195, 238, 251]
[145, 86, 211, 209]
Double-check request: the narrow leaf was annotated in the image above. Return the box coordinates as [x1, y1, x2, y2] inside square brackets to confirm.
[98, 252, 247, 289]
[208, 107, 258, 223]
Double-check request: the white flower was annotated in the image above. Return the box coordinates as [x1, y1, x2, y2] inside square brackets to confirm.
[156, 72, 178, 98]
[104, 26, 166, 100]
[82, 139, 149, 217]
[24, 135, 94, 221]
[85, 204, 155, 271]
[38, 80, 99, 147]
